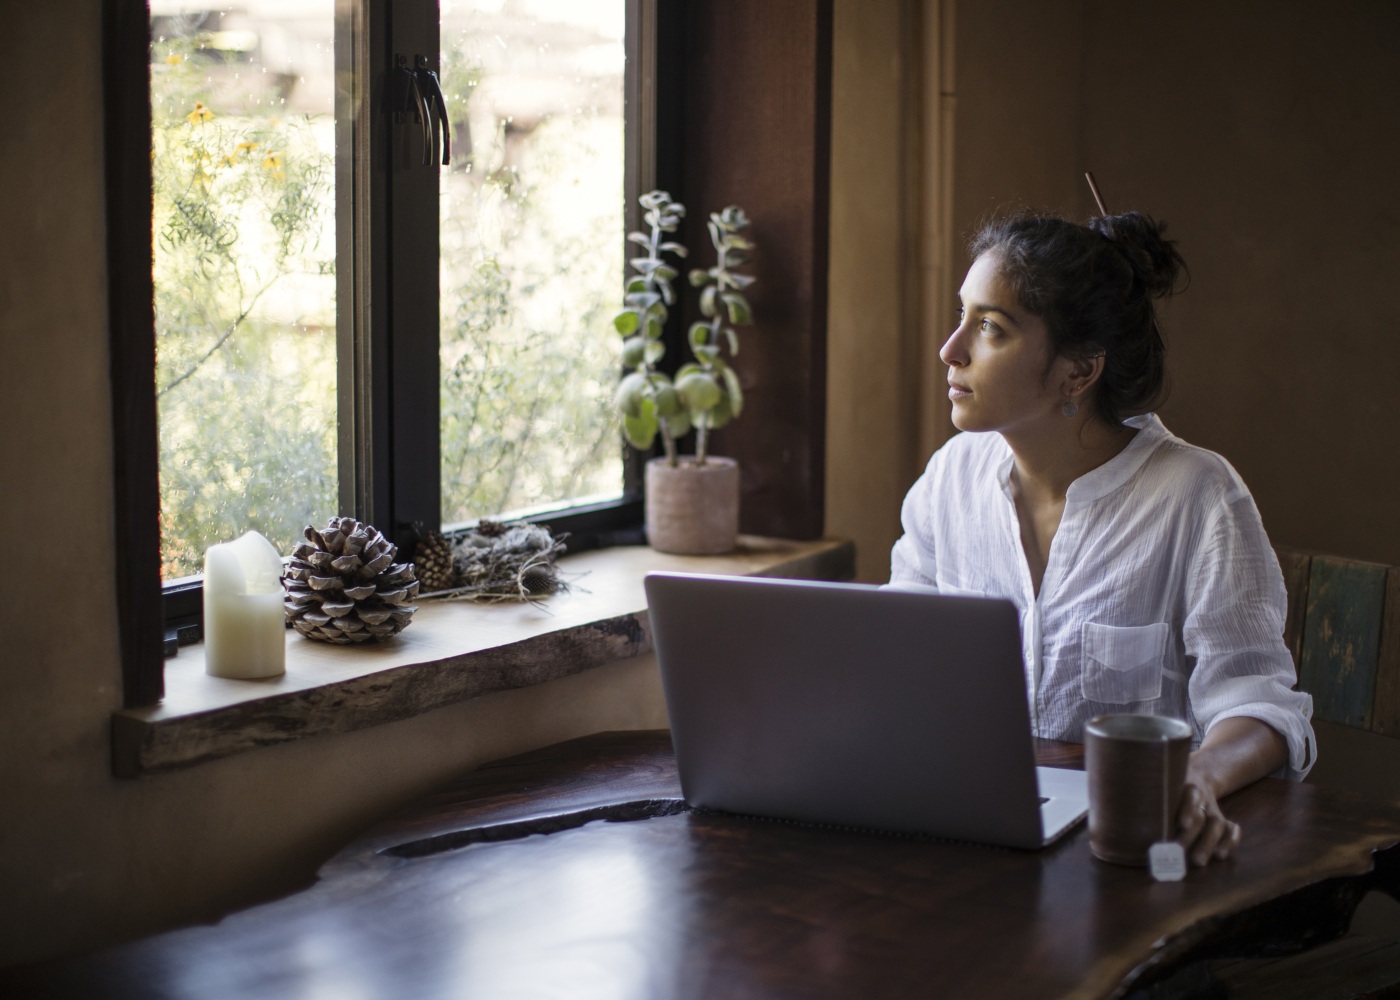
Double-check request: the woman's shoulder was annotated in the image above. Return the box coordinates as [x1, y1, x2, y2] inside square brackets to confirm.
[906, 430, 1008, 507]
[1137, 420, 1254, 506]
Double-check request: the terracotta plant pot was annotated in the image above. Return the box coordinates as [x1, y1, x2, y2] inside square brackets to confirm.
[645, 456, 740, 555]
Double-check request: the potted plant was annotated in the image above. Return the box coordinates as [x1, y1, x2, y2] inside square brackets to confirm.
[614, 192, 756, 554]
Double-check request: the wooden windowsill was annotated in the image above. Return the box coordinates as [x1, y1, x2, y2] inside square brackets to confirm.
[112, 536, 855, 777]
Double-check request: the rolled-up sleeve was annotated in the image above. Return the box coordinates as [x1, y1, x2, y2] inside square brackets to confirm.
[1184, 494, 1315, 780]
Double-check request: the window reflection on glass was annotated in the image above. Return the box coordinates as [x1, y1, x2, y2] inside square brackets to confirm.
[150, 2, 337, 579]
[440, 0, 626, 527]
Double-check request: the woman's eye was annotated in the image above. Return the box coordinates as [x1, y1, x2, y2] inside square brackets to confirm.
[979, 317, 998, 334]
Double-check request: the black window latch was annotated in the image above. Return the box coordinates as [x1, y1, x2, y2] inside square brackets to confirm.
[394, 54, 451, 167]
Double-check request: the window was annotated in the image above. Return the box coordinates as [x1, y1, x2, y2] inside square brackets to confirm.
[107, 0, 833, 709]
[129, 0, 661, 670]
[149, 0, 642, 585]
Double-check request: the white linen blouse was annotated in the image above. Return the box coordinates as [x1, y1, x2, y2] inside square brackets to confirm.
[890, 414, 1315, 779]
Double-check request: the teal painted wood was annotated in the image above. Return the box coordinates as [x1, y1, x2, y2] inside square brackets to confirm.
[1274, 547, 1312, 675]
[1298, 557, 1388, 729]
[1370, 568, 1400, 737]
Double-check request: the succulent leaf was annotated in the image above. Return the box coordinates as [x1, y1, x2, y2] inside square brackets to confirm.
[623, 403, 659, 449]
[667, 410, 692, 439]
[613, 309, 639, 335]
[653, 383, 682, 417]
[721, 291, 752, 325]
[722, 365, 744, 418]
[707, 392, 733, 428]
[688, 321, 710, 353]
[621, 335, 647, 368]
[677, 371, 722, 412]
[625, 290, 661, 309]
[615, 371, 649, 417]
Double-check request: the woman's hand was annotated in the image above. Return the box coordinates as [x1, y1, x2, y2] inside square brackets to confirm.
[1176, 778, 1241, 866]
[1175, 717, 1288, 867]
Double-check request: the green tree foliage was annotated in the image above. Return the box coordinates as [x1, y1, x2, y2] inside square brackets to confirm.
[151, 37, 336, 578]
[438, 44, 624, 525]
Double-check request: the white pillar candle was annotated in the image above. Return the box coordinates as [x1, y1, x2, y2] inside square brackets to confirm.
[203, 531, 287, 679]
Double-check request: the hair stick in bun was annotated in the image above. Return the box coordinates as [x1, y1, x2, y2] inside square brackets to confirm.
[1084, 171, 1110, 216]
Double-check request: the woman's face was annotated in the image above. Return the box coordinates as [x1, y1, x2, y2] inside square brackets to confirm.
[941, 253, 1076, 436]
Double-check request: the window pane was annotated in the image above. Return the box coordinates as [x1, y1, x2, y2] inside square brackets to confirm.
[439, 0, 626, 526]
[150, 2, 337, 579]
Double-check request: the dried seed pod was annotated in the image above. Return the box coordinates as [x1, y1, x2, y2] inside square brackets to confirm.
[284, 518, 420, 644]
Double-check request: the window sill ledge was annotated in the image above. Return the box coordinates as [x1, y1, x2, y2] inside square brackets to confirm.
[113, 536, 855, 777]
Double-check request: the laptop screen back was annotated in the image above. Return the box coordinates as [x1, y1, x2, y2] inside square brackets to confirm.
[644, 572, 1048, 848]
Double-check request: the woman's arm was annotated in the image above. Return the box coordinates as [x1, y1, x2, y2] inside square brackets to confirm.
[1177, 716, 1289, 866]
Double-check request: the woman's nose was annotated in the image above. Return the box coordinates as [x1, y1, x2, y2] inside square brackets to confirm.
[940, 324, 969, 367]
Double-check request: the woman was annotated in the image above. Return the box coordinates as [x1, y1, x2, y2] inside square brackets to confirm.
[890, 211, 1314, 867]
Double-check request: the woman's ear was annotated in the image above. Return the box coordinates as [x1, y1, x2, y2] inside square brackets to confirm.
[1059, 348, 1106, 401]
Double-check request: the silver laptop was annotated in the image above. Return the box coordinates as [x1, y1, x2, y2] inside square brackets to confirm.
[644, 572, 1088, 849]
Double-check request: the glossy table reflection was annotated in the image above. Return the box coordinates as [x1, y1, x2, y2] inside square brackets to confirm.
[8, 731, 1400, 999]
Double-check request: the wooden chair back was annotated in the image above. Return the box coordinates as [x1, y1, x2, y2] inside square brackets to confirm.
[1276, 547, 1400, 735]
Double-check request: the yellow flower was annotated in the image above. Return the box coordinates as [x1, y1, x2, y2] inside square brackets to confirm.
[164, 53, 184, 65]
[186, 101, 214, 125]
[261, 150, 283, 170]
[236, 141, 259, 154]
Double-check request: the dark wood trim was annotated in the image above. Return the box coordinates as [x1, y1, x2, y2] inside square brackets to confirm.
[104, 0, 164, 708]
[679, 0, 833, 539]
[622, 0, 656, 497]
[385, 1, 443, 554]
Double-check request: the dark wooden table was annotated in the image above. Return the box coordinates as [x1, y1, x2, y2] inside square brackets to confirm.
[8, 731, 1400, 999]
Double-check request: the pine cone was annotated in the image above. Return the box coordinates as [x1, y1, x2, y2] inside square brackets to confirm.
[284, 517, 420, 644]
[413, 526, 456, 592]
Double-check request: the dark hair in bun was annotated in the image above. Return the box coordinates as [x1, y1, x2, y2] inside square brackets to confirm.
[968, 211, 1187, 425]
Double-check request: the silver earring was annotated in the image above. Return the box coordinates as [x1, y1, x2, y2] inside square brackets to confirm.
[1062, 400, 1078, 417]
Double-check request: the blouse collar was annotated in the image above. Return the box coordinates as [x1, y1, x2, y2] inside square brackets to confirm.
[995, 413, 1172, 506]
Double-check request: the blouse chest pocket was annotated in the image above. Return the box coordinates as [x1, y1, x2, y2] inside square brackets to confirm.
[1080, 621, 1169, 704]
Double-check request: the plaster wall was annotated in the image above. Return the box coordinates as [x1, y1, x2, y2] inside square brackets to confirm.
[949, 0, 1085, 281]
[826, 0, 923, 582]
[1080, 0, 1400, 566]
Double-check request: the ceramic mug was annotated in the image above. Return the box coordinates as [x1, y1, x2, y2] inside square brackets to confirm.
[1084, 714, 1192, 866]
